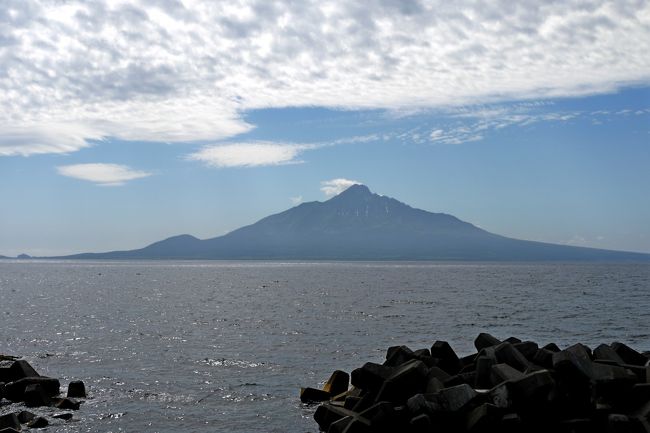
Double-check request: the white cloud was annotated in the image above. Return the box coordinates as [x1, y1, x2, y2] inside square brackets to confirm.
[187, 142, 308, 168]
[1, 1, 649, 156]
[186, 134, 381, 168]
[56, 163, 152, 186]
[321, 178, 362, 197]
[290, 196, 303, 205]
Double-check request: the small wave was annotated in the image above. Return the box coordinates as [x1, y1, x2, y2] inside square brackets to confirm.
[200, 358, 265, 368]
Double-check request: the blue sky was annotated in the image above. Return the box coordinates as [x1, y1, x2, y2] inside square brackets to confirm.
[1, 1, 649, 256]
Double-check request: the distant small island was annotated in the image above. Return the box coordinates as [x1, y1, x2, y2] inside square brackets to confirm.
[14, 184, 639, 262]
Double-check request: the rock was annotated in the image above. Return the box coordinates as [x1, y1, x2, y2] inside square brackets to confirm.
[475, 333, 501, 351]
[23, 383, 52, 407]
[323, 371, 349, 397]
[0, 414, 20, 431]
[52, 413, 73, 421]
[27, 417, 49, 428]
[67, 380, 87, 398]
[4, 376, 60, 401]
[300, 387, 330, 403]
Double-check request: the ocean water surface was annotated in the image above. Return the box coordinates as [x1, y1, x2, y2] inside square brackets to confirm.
[1, 260, 649, 432]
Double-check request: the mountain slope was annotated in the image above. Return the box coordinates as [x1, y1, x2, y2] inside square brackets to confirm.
[61, 185, 650, 261]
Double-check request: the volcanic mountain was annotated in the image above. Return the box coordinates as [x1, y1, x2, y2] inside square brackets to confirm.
[61, 184, 649, 261]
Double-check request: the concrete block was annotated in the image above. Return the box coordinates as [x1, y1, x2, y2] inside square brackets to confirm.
[532, 348, 555, 369]
[54, 397, 81, 410]
[511, 369, 555, 403]
[375, 359, 427, 402]
[465, 403, 501, 432]
[409, 413, 431, 432]
[491, 363, 524, 385]
[543, 342, 561, 352]
[314, 403, 357, 432]
[594, 344, 626, 365]
[475, 356, 495, 389]
[8, 360, 40, 381]
[434, 383, 478, 412]
[494, 342, 530, 372]
[67, 380, 87, 398]
[27, 417, 49, 428]
[565, 343, 592, 360]
[425, 377, 443, 394]
[4, 377, 60, 401]
[17, 410, 35, 423]
[475, 333, 501, 351]
[488, 381, 515, 409]
[351, 363, 393, 393]
[608, 414, 632, 433]
[300, 387, 331, 403]
[344, 396, 361, 410]
[612, 343, 649, 367]
[430, 341, 461, 375]
[426, 366, 451, 383]
[0, 414, 20, 431]
[24, 383, 52, 407]
[513, 341, 539, 361]
[384, 345, 415, 367]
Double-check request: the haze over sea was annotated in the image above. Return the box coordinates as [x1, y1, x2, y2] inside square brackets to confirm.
[1, 260, 648, 432]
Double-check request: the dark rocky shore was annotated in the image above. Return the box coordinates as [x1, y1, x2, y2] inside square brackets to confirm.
[301, 333, 650, 432]
[0, 355, 86, 431]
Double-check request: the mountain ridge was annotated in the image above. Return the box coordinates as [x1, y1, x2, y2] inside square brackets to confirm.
[46, 184, 650, 261]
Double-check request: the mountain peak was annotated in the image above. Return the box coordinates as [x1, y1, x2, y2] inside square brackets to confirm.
[333, 183, 372, 198]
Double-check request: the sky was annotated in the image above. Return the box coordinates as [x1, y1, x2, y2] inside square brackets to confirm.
[1, 0, 649, 256]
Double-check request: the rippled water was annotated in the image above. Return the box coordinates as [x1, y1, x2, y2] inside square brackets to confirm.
[1, 260, 649, 432]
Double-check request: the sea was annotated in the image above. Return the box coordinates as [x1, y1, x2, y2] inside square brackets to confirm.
[1, 260, 649, 432]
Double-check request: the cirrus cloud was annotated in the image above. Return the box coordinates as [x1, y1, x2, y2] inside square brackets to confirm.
[1, 0, 649, 156]
[56, 163, 152, 186]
